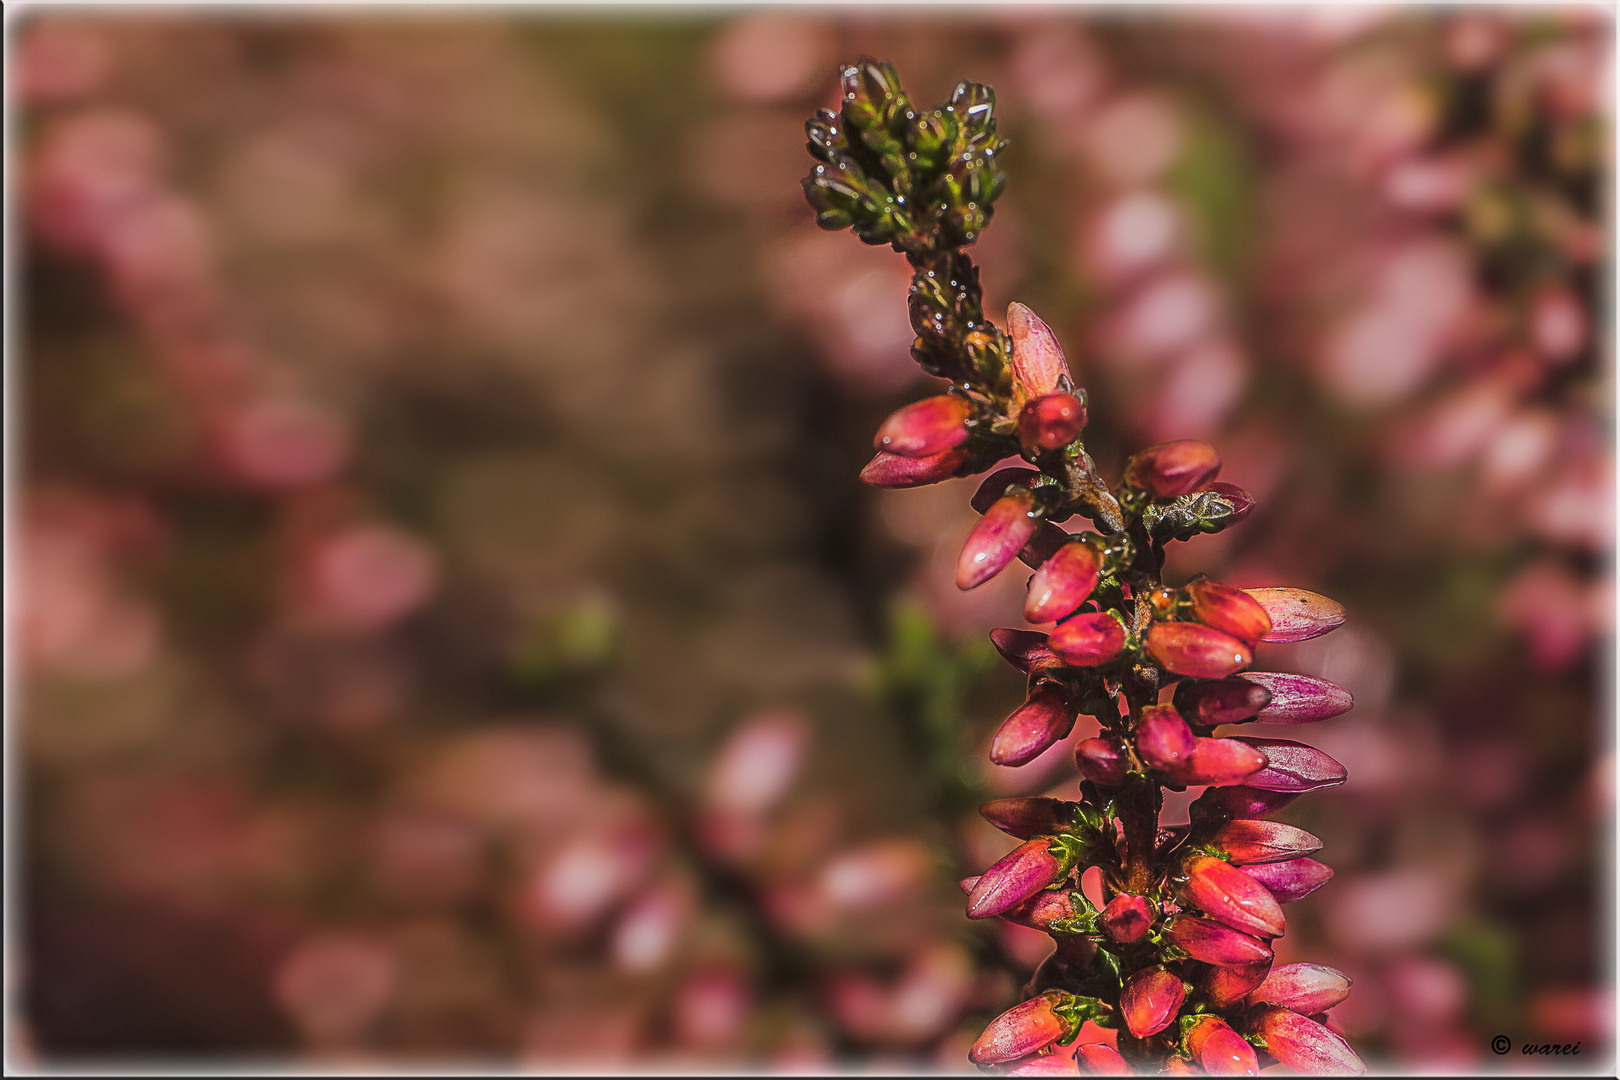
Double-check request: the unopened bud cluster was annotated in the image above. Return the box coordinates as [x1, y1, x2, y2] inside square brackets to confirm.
[805, 59, 1365, 1074]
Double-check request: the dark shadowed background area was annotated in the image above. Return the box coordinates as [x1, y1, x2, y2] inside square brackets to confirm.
[9, 8, 1612, 1072]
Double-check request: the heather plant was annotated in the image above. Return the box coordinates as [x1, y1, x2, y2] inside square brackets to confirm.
[803, 59, 1366, 1074]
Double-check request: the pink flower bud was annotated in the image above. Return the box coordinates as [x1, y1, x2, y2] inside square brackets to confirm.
[1074, 737, 1128, 785]
[1186, 1015, 1259, 1076]
[1236, 739, 1348, 793]
[990, 628, 1054, 674]
[1186, 578, 1273, 648]
[1048, 611, 1128, 666]
[1146, 622, 1252, 679]
[1231, 672, 1354, 725]
[1007, 302, 1073, 398]
[959, 490, 1041, 590]
[1074, 1043, 1129, 1073]
[859, 446, 973, 488]
[1099, 894, 1154, 943]
[1238, 858, 1334, 904]
[1125, 440, 1221, 499]
[1162, 738, 1268, 787]
[968, 990, 1076, 1064]
[1173, 678, 1272, 725]
[1181, 856, 1286, 939]
[980, 797, 1073, 840]
[1026, 542, 1102, 624]
[1120, 965, 1186, 1037]
[1166, 915, 1272, 966]
[1251, 1006, 1366, 1076]
[991, 683, 1078, 766]
[1200, 961, 1272, 1008]
[1019, 392, 1087, 451]
[1248, 963, 1353, 1015]
[1193, 785, 1298, 820]
[1005, 1052, 1081, 1076]
[1000, 888, 1090, 934]
[973, 467, 1042, 512]
[1206, 820, 1323, 865]
[874, 395, 971, 457]
[1138, 704, 1195, 770]
[967, 838, 1069, 919]
[1243, 587, 1346, 643]
[959, 875, 980, 893]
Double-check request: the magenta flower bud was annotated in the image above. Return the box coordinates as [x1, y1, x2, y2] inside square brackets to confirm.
[1237, 738, 1348, 793]
[1204, 481, 1254, 524]
[980, 797, 1073, 840]
[1005, 1052, 1080, 1076]
[968, 989, 1077, 1064]
[1000, 888, 1089, 934]
[1239, 858, 1335, 904]
[1161, 738, 1268, 787]
[972, 467, 1042, 513]
[1181, 856, 1286, 939]
[1138, 704, 1196, 770]
[1007, 302, 1073, 398]
[1235, 672, 1354, 724]
[874, 394, 971, 457]
[1025, 541, 1101, 623]
[991, 683, 1077, 766]
[1200, 961, 1272, 1008]
[1074, 1043, 1129, 1073]
[1125, 440, 1221, 499]
[1048, 611, 1128, 667]
[1146, 622, 1252, 679]
[1173, 677, 1272, 726]
[859, 446, 972, 488]
[1018, 392, 1087, 451]
[1120, 965, 1186, 1038]
[1244, 587, 1346, 643]
[1248, 963, 1353, 1015]
[989, 628, 1054, 674]
[1074, 737, 1128, 786]
[1206, 819, 1323, 865]
[1166, 915, 1272, 966]
[1251, 1006, 1366, 1076]
[967, 837, 1070, 919]
[1185, 1014, 1259, 1076]
[959, 875, 981, 893]
[1099, 894, 1154, 944]
[958, 490, 1040, 590]
[1192, 785, 1298, 820]
[1187, 577, 1273, 647]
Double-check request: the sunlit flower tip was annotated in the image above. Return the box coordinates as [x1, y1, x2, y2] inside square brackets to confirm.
[873, 394, 972, 457]
[1074, 736, 1129, 786]
[1203, 481, 1255, 524]
[1146, 622, 1252, 679]
[968, 990, 1076, 1064]
[1200, 961, 1273, 1009]
[990, 628, 1055, 674]
[1166, 915, 1273, 966]
[1207, 819, 1323, 865]
[1235, 672, 1353, 724]
[1181, 855, 1286, 939]
[958, 490, 1040, 590]
[1238, 858, 1335, 904]
[1099, 893, 1154, 944]
[1120, 966, 1186, 1038]
[1236, 738, 1348, 793]
[1186, 1015, 1259, 1076]
[1173, 678, 1272, 726]
[1073, 1042, 1129, 1074]
[1192, 784, 1298, 821]
[859, 446, 973, 488]
[1018, 392, 1088, 452]
[1004, 1051, 1081, 1076]
[1248, 963, 1353, 1015]
[1138, 704, 1196, 770]
[1163, 737, 1268, 787]
[990, 683, 1078, 766]
[1048, 611, 1128, 666]
[980, 796, 1073, 840]
[1243, 587, 1347, 643]
[1251, 1006, 1366, 1076]
[973, 467, 1043, 512]
[1125, 440, 1222, 499]
[966, 837, 1069, 919]
[1025, 541, 1102, 623]
[1007, 302, 1073, 398]
[1187, 578, 1273, 647]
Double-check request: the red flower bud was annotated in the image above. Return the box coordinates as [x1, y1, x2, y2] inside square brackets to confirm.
[967, 838, 1070, 919]
[859, 446, 973, 488]
[1125, 440, 1221, 499]
[1161, 738, 1268, 787]
[874, 395, 971, 457]
[1173, 677, 1272, 725]
[1204, 481, 1254, 524]
[1166, 915, 1272, 966]
[1007, 302, 1073, 398]
[1074, 737, 1129, 786]
[1244, 587, 1347, 643]
[1026, 541, 1102, 623]
[1005, 1052, 1081, 1076]
[1251, 1006, 1366, 1076]
[1236, 739, 1348, 793]
[1206, 820, 1323, 865]
[1200, 961, 1272, 1008]
[1049, 611, 1128, 666]
[1074, 1043, 1129, 1073]
[1138, 704, 1196, 770]
[1235, 672, 1353, 724]
[1099, 894, 1154, 944]
[1239, 858, 1334, 904]
[1146, 622, 1252, 679]
[1192, 785, 1298, 820]
[1187, 578, 1273, 647]
[1248, 963, 1353, 1015]
[973, 467, 1042, 512]
[1120, 965, 1186, 1037]
[1181, 856, 1286, 939]
[1000, 888, 1090, 934]
[1186, 1015, 1259, 1076]
[1019, 392, 1087, 451]
[990, 628, 1054, 674]
[959, 490, 1040, 590]
[991, 683, 1078, 766]
[968, 990, 1077, 1064]
[980, 797, 1073, 840]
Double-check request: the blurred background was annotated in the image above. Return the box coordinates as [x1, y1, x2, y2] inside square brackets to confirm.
[9, 7, 1612, 1072]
